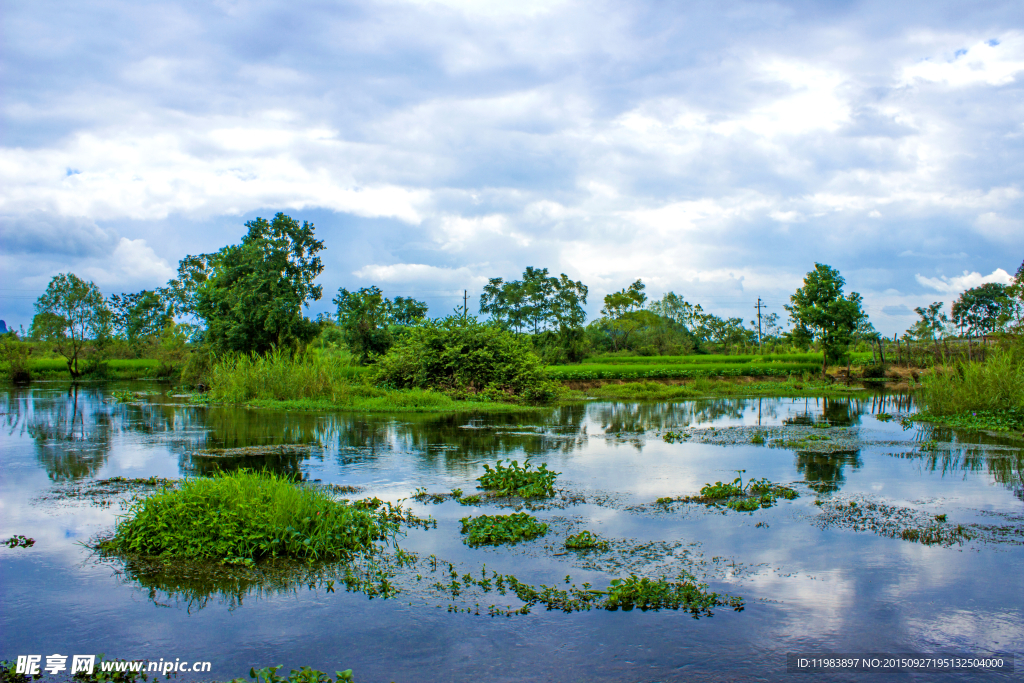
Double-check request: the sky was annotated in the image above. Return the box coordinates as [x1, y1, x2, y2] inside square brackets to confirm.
[1, 0, 1022, 335]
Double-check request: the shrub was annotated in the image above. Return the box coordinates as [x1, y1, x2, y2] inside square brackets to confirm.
[101, 471, 401, 561]
[477, 459, 558, 497]
[209, 348, 363, 402]
[373, 316, 561, 402]
[459, 512, 549, 546]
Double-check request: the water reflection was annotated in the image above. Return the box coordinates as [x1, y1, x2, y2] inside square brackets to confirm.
[795, 450, 863, 490]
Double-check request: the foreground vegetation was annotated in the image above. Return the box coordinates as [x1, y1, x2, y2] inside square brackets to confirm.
[100, 471, 405, 561]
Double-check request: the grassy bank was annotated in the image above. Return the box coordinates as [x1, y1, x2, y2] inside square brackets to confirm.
[914, 346, 1024, 436]
[575, 377, 871, 401]
[207, 351, 547, 413]
[547, 352, 873, 381]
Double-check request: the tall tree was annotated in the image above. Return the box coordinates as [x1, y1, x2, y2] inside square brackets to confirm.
[1000, 260, 1024, 334]
[549, 274, 589, 361]
[32, 273, 110, 377]
[785, 264, 867, 376]
[194, 213, 324, 354]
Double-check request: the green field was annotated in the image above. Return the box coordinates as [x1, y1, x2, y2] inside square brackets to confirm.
[548, 352, 873, 380]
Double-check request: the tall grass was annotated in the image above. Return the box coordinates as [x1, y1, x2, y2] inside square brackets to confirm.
[209, 349, 366, 402]
[102, 470, 398, 560]
[922, 346, 1024, 415]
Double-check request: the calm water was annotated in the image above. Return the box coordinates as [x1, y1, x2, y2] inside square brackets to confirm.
[1, 382, 1022, 682]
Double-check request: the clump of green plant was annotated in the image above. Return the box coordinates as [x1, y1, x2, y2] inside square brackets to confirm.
[750, 432, 766, 444]
[564, 530, 609, 551]
[457, 494, 483, 506]
[373, 315, 561, 403]
[99, 470, 405, 561]
[603, 574, 744, 614]
[875, 412, 893, 422]
[680, 475, 797, 511]
[4, 534, 35, 548]
[477, 459, 558, 497]
[699, 478, 746, 499]
[459, 512, 548, 546]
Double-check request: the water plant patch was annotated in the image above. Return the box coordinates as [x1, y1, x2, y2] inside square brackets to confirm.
[98, 470, 419, 561]
[460, 512, 549, 546]
[564, 530, 609, 551]
[477, 459, 558, 497]
[659, 476, 798, 512]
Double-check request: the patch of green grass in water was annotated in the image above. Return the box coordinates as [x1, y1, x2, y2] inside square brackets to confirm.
[99, 470, 408, 561]
[912, 407, 1024, 436]
[459, 512, 549, 546]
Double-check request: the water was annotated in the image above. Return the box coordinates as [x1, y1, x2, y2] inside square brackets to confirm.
[2, 382, 1022, 682]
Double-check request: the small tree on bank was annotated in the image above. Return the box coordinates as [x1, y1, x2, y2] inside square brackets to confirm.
[785, 263, 867, 377]
[32, 273, 110, 377]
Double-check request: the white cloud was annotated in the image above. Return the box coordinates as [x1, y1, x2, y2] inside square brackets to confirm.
[901, 34, 1024, 87]
[915, 268, 1013, 294]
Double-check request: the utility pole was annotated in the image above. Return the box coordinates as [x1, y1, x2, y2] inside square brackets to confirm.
[754, 297, 765, 352]
[463, 289, 468, 318]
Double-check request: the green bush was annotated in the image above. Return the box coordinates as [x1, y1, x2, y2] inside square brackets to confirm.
[101, 470, 401, 561]
[460, 512, 549, 546]
[373, 316, 561, 402]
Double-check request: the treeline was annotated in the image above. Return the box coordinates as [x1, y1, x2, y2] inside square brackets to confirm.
[19, 212, 1021, 389]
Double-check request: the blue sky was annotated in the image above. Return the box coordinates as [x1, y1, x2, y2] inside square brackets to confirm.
[1, 0, 1021, 335]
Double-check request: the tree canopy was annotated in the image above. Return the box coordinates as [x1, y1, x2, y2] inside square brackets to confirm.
[333, 286, 428, 363]
[32, 273, 110, 377]
[193, 213, 324, 354]
[785, 263, 866, 375]
[952, 282, 1008, 338]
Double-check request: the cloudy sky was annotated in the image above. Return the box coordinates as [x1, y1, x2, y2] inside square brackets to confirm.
[2, 0, 1021, 334]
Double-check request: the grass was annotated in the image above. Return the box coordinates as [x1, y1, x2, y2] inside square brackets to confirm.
[920, 346, 1024, 415]
[913, 407, 1024, 436]
[1, 357, 167, 380]
[99, 470, 405, 561]
[477, 459, 558, 497]
[546, 361, 821, 381]
[577, 352, 872, 365]
[210, 350, 368, 402]
[575, 377, 869, 401]
[459, 512, 549, 546]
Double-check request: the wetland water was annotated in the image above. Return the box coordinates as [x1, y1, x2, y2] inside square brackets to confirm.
[1, 382, 1022, 682]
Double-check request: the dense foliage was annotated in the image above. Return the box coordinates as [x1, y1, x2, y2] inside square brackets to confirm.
[333, 286, 427, 363]
[102, 471, 401, 561]
[373, 315, 560, 402]
[477, 458, 558, 497]
[195, 213, 324, 354]
[922, 345, 1024, 415]
[459, 512, 549, 546]
[785, 264, 866, 375]
[31, 273, 110, 377]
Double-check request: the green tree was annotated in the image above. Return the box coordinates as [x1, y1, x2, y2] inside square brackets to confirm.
[952, 283, 1008, 338]
[32, 273, 110, 377]
[194, 213, 324, 354]
[601, 280, 649, 351]
[1000, 261, 1024, 334]
[549, 274, 588, 360]
[333, 286, 428, 363]
[785, 264, 867, 376]
[109, 290, 172, 355]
